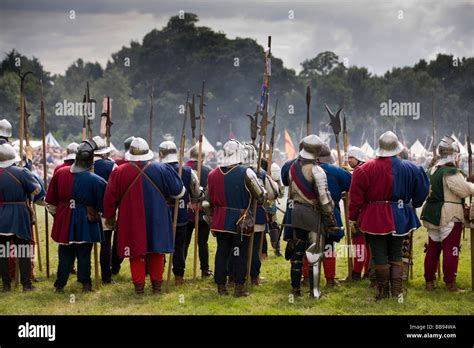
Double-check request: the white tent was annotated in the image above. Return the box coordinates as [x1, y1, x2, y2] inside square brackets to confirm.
[11, 139, 43, 149]
[360, 141, 375, 158]
[201, 135, 216, 154]
[45, 132, 61, 148]
[410, 139, 427, 158]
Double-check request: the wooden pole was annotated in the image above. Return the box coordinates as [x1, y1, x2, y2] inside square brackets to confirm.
[193, 82, 206, 279]
[247, 36, 271, 289]
[306, 86, 311, 136]
[40, 79, 50, 278]
[83, 82, 99, 290]
[166, 92, 189, 291]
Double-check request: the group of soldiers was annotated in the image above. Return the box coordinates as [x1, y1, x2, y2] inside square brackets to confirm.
[0, 116, 472, 300]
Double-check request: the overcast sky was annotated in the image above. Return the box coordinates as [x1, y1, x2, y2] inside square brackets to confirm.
[1, 0, 473, 76]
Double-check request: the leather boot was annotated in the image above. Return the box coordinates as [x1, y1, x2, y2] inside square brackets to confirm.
[375, 264, 390, 300]
[425, 280, 436, 291]
[227, 277, 235, 288]
[134, 283, 145, 295]
[325, 278, 339, 288]
[217, 284, 228, 295]
[82, 282, 92, 293]
[22, 282, 35, 292]
[390, 261, 404, 299]
[55, 286, 64, 293]
[201, 270, 213, 278]
[351, 271, 362, 281]
[175, 275, 184, 286]
[151, 281, 162, 294]
[234, 283, 249, 297]
[292, 288, 302, 297]
[251, 276, 262, 286]
[445, 281, 465, 293]
[2, 281, 11, 292]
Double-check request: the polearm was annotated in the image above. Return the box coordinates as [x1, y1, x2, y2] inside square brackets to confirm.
[23, 97, 42, 272]
[268, 99, 278, 166]
[104, 96, 113, 147]
[40, 78, 50, 278]
[83, 82, 100, 290]
[247, 36, 271, 289]
[325, 104, 353, 279]
[467, 112, 474, 291]
[342, 110, 353, 279]
[193, 81, 206, 279]
[258, 99, 278, 258]
[306, 86, 311, 136]
[166, 92, 189, 291]
[246, 104, 260, 146]
[148, 84, 154, 149]
[431, 95, 441, 280]
[16, 70, 33, 288]
[189, 94, 197, 145]
[86, 82, 93, 140]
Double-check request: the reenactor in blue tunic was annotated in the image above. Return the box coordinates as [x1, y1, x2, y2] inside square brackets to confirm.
[0, 143, 41, 292]
[203, 140, 265, 297]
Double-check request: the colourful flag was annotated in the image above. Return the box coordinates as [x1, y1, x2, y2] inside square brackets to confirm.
[284, 129, 296, 160]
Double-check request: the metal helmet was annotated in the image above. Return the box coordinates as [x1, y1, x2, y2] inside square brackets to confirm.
[159, 140, 178, 163]
[0, 143, 20, 168]
[299, 134, 325, 160]
[437, 135, 460, 158]
[71, 139, 98, 173]
[93, 136, 111, 156]
[270, 162, 281, 181]
[0, 119, 12, 138]
[347, 147, 367, 163]
[221, 139, 244, 166]
[123, 136, 135, 152]
[189, 143, 206, 160]
[125, 137, 154, 162]
[243, 142, 257, 166]
[375, 131, 404, 157]
[318, 144, 335, 164]
[65, 142, 79, 161]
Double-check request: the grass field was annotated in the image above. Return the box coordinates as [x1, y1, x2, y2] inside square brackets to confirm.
[0, 210, 473, 315]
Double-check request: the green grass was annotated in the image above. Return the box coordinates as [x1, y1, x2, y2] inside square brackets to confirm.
[0, 211, 473, 315]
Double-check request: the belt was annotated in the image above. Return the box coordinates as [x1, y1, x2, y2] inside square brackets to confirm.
[369, 200, 413, 208]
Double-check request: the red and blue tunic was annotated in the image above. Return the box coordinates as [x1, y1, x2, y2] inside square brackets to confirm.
[208, 165, 251, 234]
[103, 161, 184, 258]
[53, 160, 73, 176]
[93, 158, 115, 182]
[45, 167, 107, 244]
[349, 156, 429, 236]
[0, 166, 39, 241]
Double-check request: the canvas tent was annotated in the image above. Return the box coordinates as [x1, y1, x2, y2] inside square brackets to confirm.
[410, 139, 428, 158]
[45, 132, 61, 147]
[360, 141, 375, 158]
